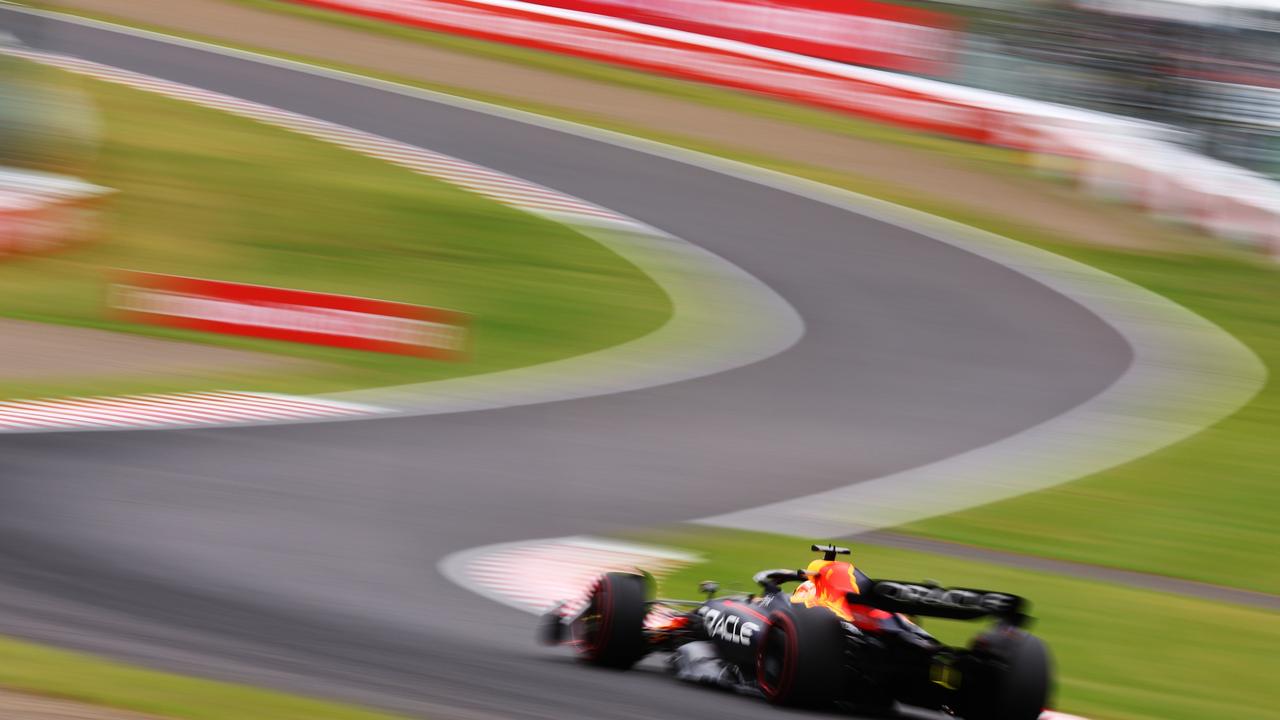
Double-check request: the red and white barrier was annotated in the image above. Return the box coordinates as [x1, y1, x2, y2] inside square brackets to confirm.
[290, 0, 1011, 144]
[289, 0, 1280, 258]
[517, 0, 961, 75]
[111, 271, 470, 358]
[0, 168, 111, 261]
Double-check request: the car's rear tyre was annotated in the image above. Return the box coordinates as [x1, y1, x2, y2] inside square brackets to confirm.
[963, 628, 1052, 720]
[756, 606, 845, 706]
[576, 572, 648, 669]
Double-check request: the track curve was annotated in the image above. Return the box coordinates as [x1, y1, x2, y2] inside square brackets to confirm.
[0, 9, 1135, 720]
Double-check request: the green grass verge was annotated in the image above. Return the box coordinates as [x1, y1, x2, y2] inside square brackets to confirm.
[0, 634, 409, 719]
[632, 527, 1280, 720]
[56, 0, 1276, 592]
[0, 61, 670, 400]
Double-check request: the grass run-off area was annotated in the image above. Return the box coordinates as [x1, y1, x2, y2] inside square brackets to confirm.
[59, 0, 1280, 596]
[635, 527, 1280, 720]
[0, 60, 670, 401]
[0, 633, 410, 720]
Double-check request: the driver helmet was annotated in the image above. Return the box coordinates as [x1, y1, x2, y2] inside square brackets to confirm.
[790, 559, 832, 604]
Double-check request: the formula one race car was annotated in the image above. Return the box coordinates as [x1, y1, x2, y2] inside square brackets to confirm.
[541, 543, 1052, 719]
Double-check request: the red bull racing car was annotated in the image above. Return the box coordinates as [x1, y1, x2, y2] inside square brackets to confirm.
[541, 543, 1052, 719]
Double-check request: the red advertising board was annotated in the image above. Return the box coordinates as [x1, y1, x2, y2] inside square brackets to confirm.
[110, 271, 470, 359]
[523, 0, 960, 75]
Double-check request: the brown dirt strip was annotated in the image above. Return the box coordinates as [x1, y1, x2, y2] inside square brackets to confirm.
[0, 688, 162, 720]
[860, 531, 1280, 611]
[48, 0, 1192, 253]
[0, 318, 326, 382]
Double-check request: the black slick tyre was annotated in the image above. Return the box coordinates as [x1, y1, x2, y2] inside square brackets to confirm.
[576, 572, 648, 669]
[756, 606, 844, 706]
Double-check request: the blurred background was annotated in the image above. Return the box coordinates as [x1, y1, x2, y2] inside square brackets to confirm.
[943, 0, 1280, 179]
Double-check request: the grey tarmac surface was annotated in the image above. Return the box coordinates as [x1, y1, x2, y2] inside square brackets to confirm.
[0, 8, 1130, 720]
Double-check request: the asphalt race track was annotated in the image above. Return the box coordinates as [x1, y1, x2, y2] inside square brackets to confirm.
[0, 9, 1132, 720]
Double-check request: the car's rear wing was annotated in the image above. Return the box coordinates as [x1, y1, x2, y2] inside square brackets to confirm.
[852, 580, 1029, 626]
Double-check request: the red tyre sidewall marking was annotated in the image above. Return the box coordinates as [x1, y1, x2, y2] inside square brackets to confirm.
[757, 612, 798, 701]
[592, 576, 614, 659]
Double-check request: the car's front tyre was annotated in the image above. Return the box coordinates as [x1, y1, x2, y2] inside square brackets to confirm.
[576, 571, 648, 669]
[756, 606, 844, 706]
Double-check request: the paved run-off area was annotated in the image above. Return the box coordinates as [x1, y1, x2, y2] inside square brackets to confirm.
[0, 689, 161, 720]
